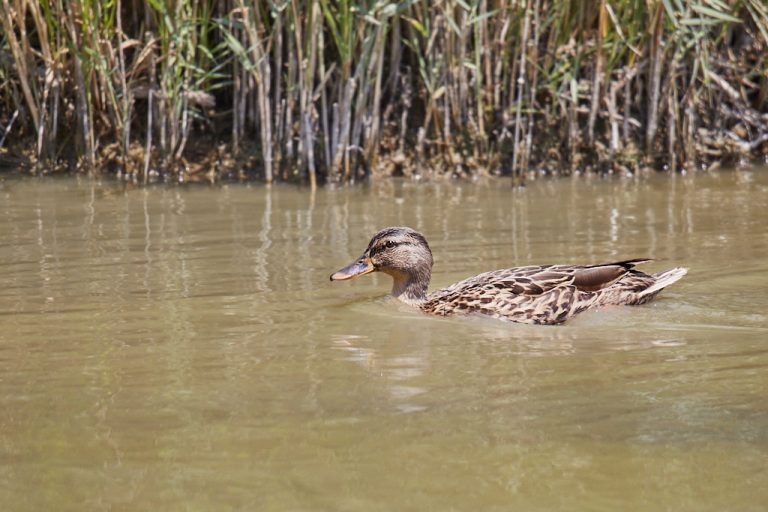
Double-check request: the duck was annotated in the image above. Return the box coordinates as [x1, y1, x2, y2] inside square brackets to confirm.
[330, 226, 687, 325]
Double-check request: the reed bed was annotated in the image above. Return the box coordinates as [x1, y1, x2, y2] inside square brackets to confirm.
[1, 0, 766, 185]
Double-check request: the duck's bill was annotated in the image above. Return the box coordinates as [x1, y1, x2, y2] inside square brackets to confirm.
[330, 258, 375, 281]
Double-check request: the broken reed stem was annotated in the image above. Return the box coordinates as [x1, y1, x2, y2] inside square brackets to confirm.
[0, 109, 18, 150]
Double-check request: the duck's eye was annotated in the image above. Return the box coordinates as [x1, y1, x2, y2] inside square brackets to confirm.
[385, 241, 398, 249]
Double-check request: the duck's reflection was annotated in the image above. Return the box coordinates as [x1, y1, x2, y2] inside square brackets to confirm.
[331, 321, 432, 413]
[330, 307, 691, 417]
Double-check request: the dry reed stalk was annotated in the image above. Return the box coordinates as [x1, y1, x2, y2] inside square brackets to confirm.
[511, 0, 530, 185]
[667, 84, 678, 172]
[606, 83, 619, 158]
[623, 69, 631, 141]
[236, 0, 273, 182]
[117, 0, 132, 170]
[335, 78, 355, 181]
[473, 3, 486, 141]
[318, 27, 332, 171]
[354, 24, 383, 170]
[646, 3, 664, 153]
[1, 0, 40, 131]
[232, 52, 241, 149]
[365, 24, 388, 170]
[493, 16, 509, 111]
[144, 89, 153, 182]
[522, 0, 541, 178]
[304, 1, 322, 188]
[480, 0, 492, 128]
[272, 11, 284, 170]
[27, 0, 53, 159]
[290, 0, 306, 174]
[587, 0, 607, 145]
[62, 2, 95, 172]
[683, 95, 696, 168]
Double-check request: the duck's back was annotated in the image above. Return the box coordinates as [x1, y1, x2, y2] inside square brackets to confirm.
[421, 265, 582, 324]
[420, 262, 686, 325]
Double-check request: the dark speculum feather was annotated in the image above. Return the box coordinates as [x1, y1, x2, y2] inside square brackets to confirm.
[573, 265, 628, 292]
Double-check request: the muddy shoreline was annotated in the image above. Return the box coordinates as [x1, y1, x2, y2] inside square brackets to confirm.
[2, 132, 766, 186]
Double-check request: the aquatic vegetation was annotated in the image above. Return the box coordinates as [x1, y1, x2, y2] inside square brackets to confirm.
[1, 0, 766, 183]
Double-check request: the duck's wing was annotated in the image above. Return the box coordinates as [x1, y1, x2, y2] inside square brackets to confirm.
[422, 260, 649, 324]
[422, 265, 576, 323]
[572, 258, 652, 291]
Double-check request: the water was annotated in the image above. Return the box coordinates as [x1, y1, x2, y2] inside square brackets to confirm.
[1, 171, 767, 511]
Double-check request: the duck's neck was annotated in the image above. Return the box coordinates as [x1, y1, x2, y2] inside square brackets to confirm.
[388, 269, 430, 305]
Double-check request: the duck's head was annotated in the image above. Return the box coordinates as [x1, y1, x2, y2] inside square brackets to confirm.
[330, 227, 433, 302]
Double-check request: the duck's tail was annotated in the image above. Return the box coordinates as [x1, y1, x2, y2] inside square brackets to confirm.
[639, 267, 688, 298]
[595, 266, 687, 307]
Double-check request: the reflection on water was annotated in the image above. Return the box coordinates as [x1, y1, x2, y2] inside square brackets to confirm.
[1, 171, 767, 510]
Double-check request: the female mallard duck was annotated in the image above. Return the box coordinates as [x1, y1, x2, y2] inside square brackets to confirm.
[330, 227, 687, 325]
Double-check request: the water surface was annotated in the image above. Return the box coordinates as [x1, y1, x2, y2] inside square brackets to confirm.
[1, 171, 767, 511]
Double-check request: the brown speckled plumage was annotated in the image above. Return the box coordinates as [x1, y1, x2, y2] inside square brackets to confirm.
[331, 227, 687, 325]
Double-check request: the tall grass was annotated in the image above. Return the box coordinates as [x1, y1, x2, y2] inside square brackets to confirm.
[1, 0, 767, 184]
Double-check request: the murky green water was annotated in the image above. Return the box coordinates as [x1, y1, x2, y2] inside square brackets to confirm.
[1, 170, 767, 511]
